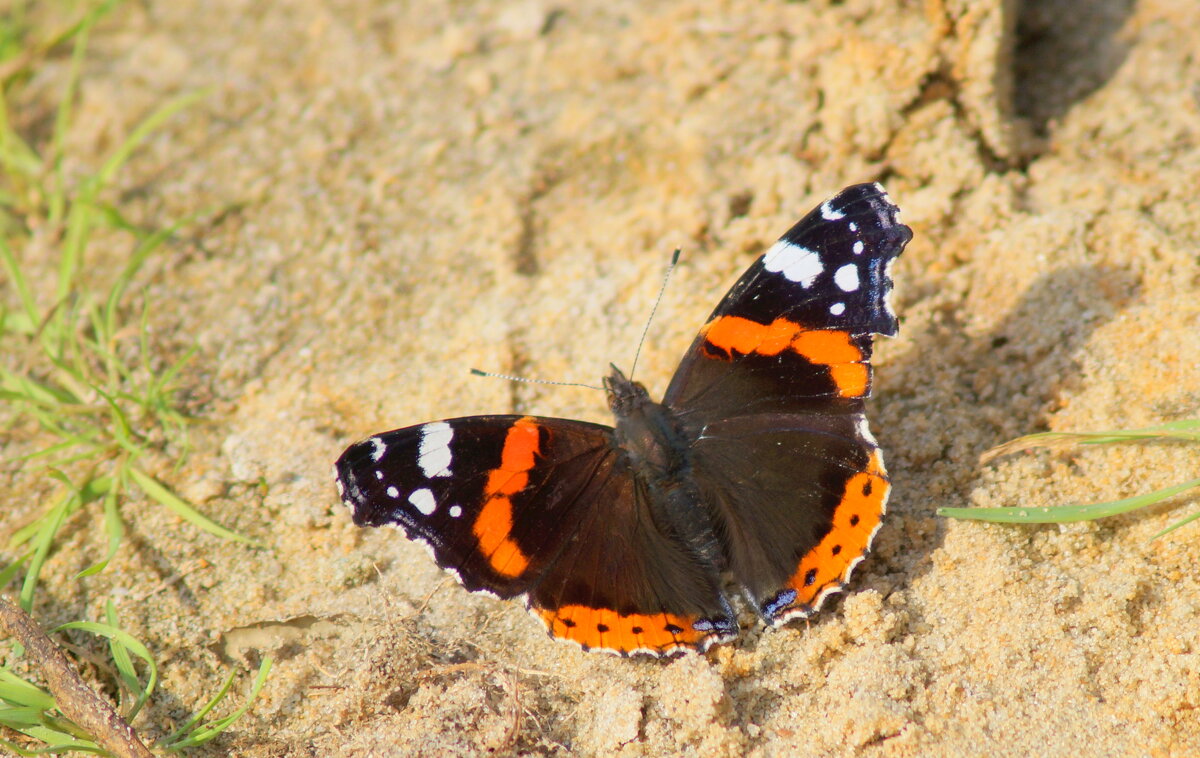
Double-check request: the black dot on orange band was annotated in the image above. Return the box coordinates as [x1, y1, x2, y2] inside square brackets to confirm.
[665, 623, 683, 634]
[596, 623, 609, 633]
[631, 626, 643, 634]
[804, 568, 818, 586]
[862, 480, 873, 496]
[849, 514, 860, 526]
[562, 618, 576, 628]
[832, 545, 842, 555]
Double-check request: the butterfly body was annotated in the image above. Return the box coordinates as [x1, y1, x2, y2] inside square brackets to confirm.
[605, 365, 728, 583]
[335, 183, 911, 656]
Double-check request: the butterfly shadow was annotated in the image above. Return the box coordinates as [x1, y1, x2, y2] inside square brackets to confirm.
[865, 263, 1140, 609]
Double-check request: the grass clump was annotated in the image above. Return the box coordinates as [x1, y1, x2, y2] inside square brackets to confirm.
[1, 2, 269, 753]
[1, 5, 256, 611]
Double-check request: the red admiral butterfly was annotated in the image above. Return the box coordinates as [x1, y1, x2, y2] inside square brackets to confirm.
[335, 183, 910, 656]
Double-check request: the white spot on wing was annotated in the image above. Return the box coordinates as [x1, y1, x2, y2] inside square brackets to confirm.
[449, 505, 463, 518]
[418, 421, 454, 478]
[408, 487, 437, 515]
[830, 302, 846, 316]
[821, 199, 845, 220]
[852, 240, 864, 255]
[834, 264, 860, 292]
[883, 255, 898, 320]
[763, 240, 823, 287]
[848, 221, 858, 232]
[386, 486, 400, 498]
[369, 437, 387, 462]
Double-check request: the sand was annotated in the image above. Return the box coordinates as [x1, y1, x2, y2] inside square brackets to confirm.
[3, 0, 1199, 755]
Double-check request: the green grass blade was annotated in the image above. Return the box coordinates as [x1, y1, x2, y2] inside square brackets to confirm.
[1150, 507, 1200, 540]
[0, 551, 32, 589]
[2, 395, 98, 451]
[0, 730, 103, 755]
[19, 486, 75, 611]
[15, 438, 107, 468]
[0, 738, 37, 757]
[0, 235, 40, 326]
[1, 307, 36, 335]
[45, 3, 123, 227]
[160, 668, 237, 745]
[47, 4, 93, 251]
[0, 95, 45, 191]
[50, 620, 158, 710]
[0, 367, 81, 406]
[154, 340, 198, 389]
[981, 420, 1200, 462]
[74, 474, 112, 503]
[12, 471, 109, 593]
[0, 706, 49, 728]
[162, 657, 272, 751]
[76, 473, 123, 578]
[0, 670, 55, 711]
[100, 600, 149, 720]
[939, 477, 1200, 525]
[93, 88, 210, 190]
[82, 298, 119, 391]
[93, 387, 136, 454]
[101, 224, 174, 346]
[127, 466, 263, 547]
[9, 518, 51, 551]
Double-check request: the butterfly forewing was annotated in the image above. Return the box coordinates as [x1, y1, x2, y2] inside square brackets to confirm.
[336, 414, 737, 655]
[337, 416, 613, 597]
[663, 183, 909, 419]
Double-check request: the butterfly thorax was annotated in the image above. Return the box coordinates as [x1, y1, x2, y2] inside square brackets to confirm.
[604, 365, 726, 569]
[604, 366, 690, 478]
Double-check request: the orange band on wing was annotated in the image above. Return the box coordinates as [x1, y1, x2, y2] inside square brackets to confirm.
[702, 315, 798, 356]
[701, 316, 868, 397]
[473, 418, 540, 578]
[785, 448, 888, 607]
[534, 605, 717, 655]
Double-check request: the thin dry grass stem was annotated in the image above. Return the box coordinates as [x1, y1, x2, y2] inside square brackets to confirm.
[414, 662, 524, 752]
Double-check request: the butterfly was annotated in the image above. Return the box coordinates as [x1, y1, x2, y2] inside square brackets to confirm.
[335, 183, 911, 656]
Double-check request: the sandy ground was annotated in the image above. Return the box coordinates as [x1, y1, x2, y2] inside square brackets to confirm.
[4, 0, 1200, 755]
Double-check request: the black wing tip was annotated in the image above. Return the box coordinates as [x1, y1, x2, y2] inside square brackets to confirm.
[818, 182, 911, 338]
[333, 439, 390, 528]
[831, 181, 896, 208]
[781, 182, 912, 252]
[836, 181, 911, 233]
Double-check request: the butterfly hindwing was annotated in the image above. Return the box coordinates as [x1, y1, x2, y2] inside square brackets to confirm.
[525, 462, 737, 655]
[689, 412, 889, 624]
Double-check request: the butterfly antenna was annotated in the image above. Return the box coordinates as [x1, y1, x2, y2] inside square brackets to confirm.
[628, 248, 681, 381]
[469, 368, 604, 392]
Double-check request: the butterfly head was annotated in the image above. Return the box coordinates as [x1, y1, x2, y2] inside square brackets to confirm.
[603, 364, 651, 417]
